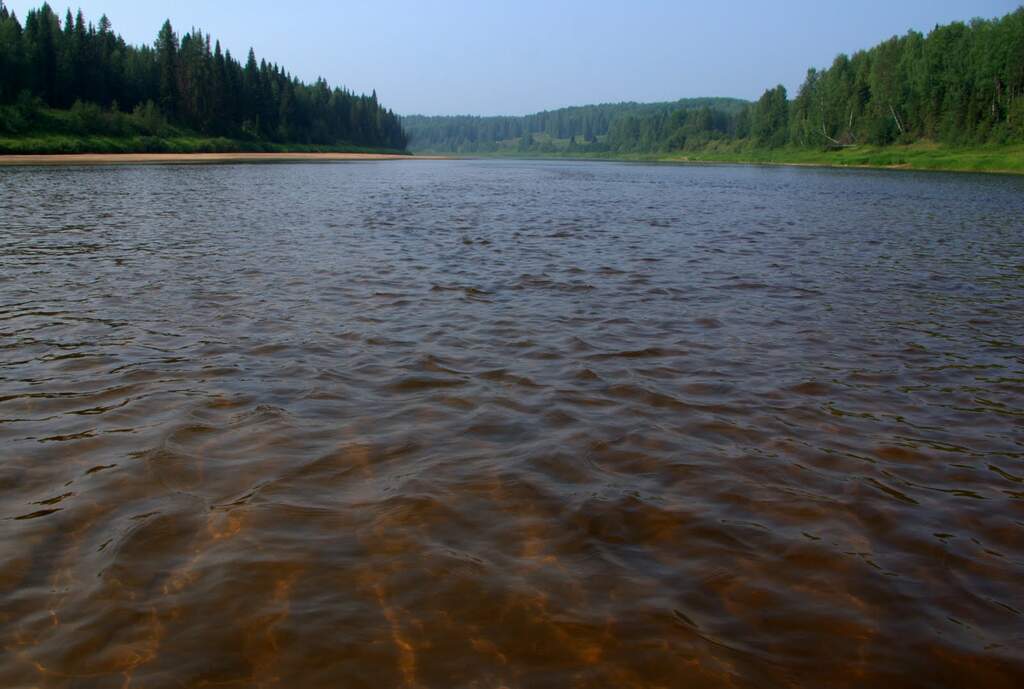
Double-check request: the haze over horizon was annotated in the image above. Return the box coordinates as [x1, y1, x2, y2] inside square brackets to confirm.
[4, 0, 1021, 116]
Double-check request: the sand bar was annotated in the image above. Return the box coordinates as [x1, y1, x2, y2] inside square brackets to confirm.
[0, 152, 442, 166]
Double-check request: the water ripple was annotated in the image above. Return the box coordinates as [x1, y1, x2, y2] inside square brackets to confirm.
[0, 160, 1022, 687]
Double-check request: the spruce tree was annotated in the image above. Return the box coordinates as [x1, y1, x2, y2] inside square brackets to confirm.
[155, 20, 177, 116]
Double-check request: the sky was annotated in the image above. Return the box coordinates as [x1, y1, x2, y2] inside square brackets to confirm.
[5, 0, 1021, 116]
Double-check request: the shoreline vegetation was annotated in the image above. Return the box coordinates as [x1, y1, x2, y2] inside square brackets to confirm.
[0, 131, 408, 157]
[3, 4, 1022, 175]
[404, 8, 1024, 176]
[0, 151, 422, 165]
[657, 143, 1024, 175]
[449, 142, 1024, 175]
[4, 141, 1019, 173]
[0, 3, 409, 154]
[0, 140, 1020, 175]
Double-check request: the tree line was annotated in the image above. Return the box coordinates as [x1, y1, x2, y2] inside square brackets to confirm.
[402, 98, 748, 153]
[0, 2, 407, 150]
[784, 8, 1024, 148]
[408, 7, 1024, 154]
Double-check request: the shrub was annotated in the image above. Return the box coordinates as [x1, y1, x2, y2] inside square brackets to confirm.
[0, 105, 27, 134]
[15, 90, 43, 122]
[129, 101, 169, 137]
[69, 100, 106, 134]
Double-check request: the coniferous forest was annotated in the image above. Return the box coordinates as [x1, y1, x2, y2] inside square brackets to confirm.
[0, 2, 408, 152]
[405, 7, 1024, 157]
[2, 3, 1023, 163]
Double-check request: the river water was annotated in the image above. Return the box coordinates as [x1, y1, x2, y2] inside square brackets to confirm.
[1, 160, 1022, 688]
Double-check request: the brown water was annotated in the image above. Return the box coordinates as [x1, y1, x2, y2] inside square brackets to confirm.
[1, 160, 1022, 688]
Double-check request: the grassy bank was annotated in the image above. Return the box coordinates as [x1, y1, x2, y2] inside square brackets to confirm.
[0, 134, 409, 156]
[415, 139, 1024, 175]
[0, 103, 408, 156]
[655, 141, 1024, 175]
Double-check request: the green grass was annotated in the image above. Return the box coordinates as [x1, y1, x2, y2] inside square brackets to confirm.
[0, 105, 409, 156]
[656, 141, 1024, 174]
[0, 134, 408, 155]
[418, 138, 1024, 174]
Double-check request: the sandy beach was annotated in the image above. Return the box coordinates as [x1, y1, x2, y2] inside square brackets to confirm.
[0, 152, 435, 166]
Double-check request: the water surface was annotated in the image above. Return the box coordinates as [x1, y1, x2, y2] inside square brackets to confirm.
[1, 160, 1022, 688]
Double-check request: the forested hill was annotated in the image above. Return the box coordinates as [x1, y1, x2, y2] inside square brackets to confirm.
[407, 7, 1024, 157]
[402, 98, 748, 153]
[0, 2, 407, 151]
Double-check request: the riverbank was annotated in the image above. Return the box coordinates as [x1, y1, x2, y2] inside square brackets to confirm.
[421, 142, 1024, 175]
[0, 133, 409, 156]
[657, 142, 1024, 175]
[3, 142, 1016, 174]
[0, 100, 408, 156]
[0, 106, 410, 157]
[0, 152, 434, 166]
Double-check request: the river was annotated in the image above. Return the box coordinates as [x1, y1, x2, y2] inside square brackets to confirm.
[1, 159, 1022, 688]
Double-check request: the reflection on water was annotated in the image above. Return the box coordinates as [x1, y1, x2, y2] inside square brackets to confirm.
[0, 160, 1022, 688]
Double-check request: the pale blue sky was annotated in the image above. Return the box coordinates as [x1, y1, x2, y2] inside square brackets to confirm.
[5, 0, 1020, 115]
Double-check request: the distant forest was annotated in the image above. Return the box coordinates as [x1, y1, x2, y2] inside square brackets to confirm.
[0, 2, 408, 150]
[405, 7, 1024, 154]
[403, 98, 748, 153]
